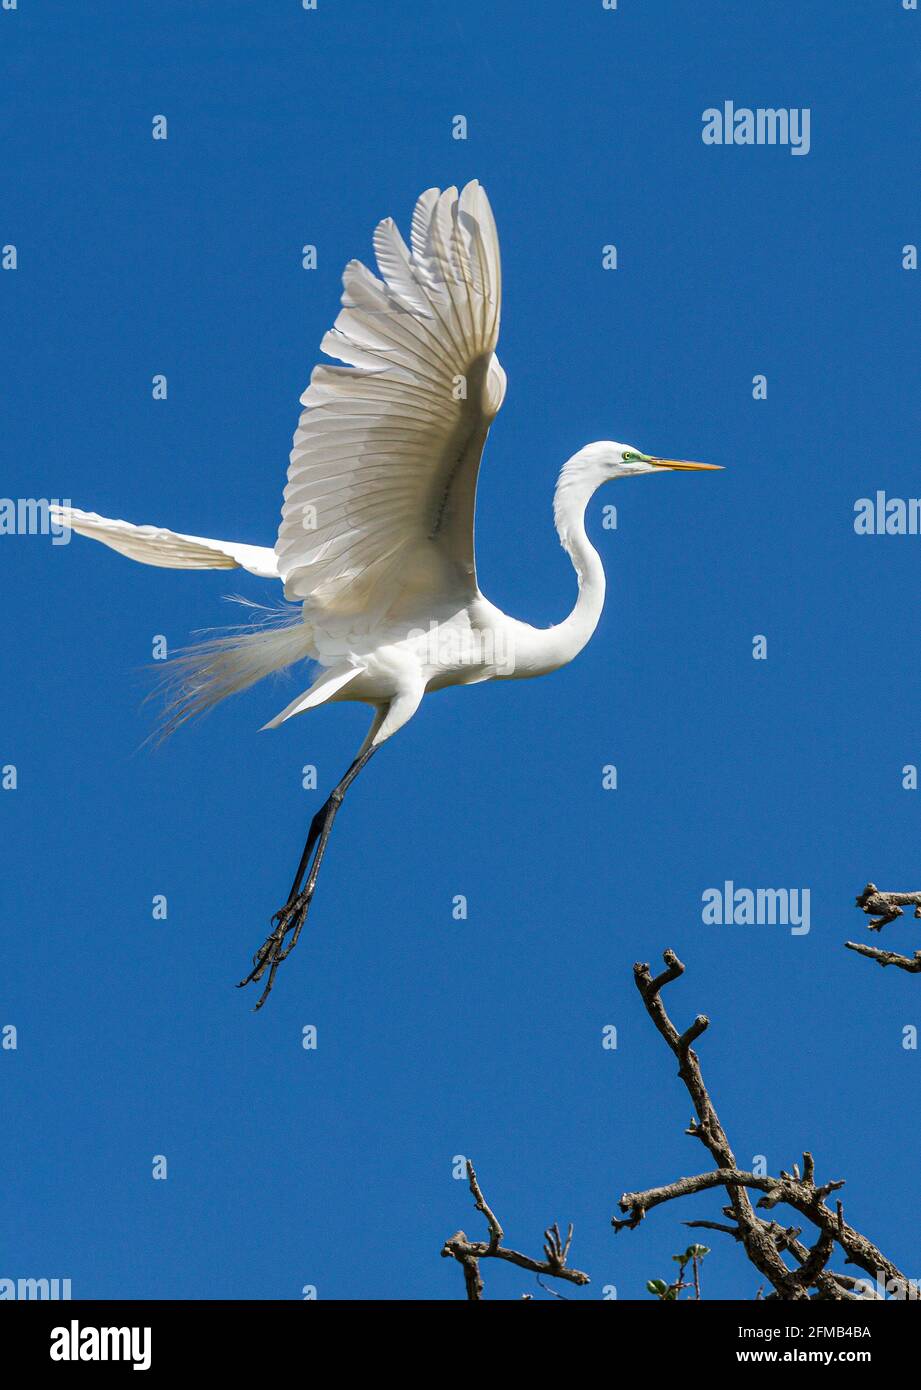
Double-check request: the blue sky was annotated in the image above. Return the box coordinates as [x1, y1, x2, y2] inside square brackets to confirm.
[2, 1, 920, 1300]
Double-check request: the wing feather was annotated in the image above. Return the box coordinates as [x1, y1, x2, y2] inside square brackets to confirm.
[51, 506, 279, 578]
[275, 181, 505, 621]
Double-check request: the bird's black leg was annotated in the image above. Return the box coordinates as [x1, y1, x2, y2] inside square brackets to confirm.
[238, 744, 378, 1009]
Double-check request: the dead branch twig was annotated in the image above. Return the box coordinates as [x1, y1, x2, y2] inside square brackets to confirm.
[613, 949, 909, 1299]
[845, 940, 921, 973]
[854, 883, 921, 933]
[441, 1160, 590, 1300]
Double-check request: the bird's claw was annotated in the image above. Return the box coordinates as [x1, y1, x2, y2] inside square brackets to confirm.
[237, 890, 313, 1009]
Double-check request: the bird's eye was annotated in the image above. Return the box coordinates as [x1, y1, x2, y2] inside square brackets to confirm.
[622, 451, 640, 462]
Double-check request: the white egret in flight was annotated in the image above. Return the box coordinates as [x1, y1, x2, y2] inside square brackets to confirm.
[54, 181, 720, 1007]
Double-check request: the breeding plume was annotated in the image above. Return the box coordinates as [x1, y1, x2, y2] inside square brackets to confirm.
[54, 181, 719, 1007]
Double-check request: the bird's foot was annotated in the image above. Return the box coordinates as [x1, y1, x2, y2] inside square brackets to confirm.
[238, 888, 313, 1010]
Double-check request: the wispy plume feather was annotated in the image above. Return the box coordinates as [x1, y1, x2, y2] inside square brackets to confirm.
[147, 598, 316, 742]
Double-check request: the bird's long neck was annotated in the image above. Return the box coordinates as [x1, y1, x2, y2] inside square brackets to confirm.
[539, 456, 608, 669]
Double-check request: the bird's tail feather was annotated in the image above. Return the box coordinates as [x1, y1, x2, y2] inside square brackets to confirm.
[151, 600, 316, 740]
[261, 663, 365, 730]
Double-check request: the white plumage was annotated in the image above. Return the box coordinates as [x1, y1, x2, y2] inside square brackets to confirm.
[55, 180, 719, 1006]
[51, 507, 279, 578]
[278, 180, 504, 620]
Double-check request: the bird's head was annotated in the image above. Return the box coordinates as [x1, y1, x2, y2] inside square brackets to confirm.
[581, 441, 722, 479]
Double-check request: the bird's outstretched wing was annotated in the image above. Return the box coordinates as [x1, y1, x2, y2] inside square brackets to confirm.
[51, 506, 279, 579]
[275, 181, 505, 623]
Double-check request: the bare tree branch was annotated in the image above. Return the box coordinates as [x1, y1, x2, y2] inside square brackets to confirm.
[845, 884, 921, 973]
[613, 949, 910, 1299]
[441, 1160, 590, 1300]
[467, 1161, 503, 1253]
[845, 940, 921, 973]
[685, 1216, 868, 1300]
[618, 950, 809, 1298]
[854, 883, 921, 933]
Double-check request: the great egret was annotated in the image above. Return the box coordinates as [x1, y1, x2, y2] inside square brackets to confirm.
[54, 181, 720, 1008]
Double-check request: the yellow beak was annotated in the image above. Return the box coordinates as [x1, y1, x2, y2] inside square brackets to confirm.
[647, 458, 723, 471]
